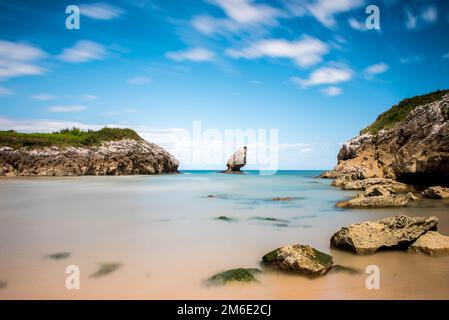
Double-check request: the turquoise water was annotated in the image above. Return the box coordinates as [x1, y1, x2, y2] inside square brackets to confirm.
[0, 171, 448, 299]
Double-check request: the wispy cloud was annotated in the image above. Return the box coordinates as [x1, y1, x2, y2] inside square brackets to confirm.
[363, 62, 389, 79]
[405, 5, 438, 30]
[0, 39, 47, 80]
[80, 2, 124, 20]
[166, 47, 216, 62]
[321, 86, 342, 96]
[305, 0, 365, 27]
[81, 94, 98, 101]
[227, 36, 328, 68]
[58, 40, 106, 63]
[48, 105, 87, 113]
[0, 86, 14, 95]
[192, 0, 282, 35]
[32, 93, 55, 100]
[399, 55, 424, 64]
[290, 64, 353, 87]
[127, 76, 151, 85]
[348, 17, 366, 31]
[443, 52, 449, 59]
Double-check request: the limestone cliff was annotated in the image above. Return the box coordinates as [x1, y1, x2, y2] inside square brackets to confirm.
[0, 138, 179, 176]
[323, 90, 449, 186]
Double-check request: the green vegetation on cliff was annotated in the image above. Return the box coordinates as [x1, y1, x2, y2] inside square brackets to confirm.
[0, 127, 142, 149]
[361, 89, 449, 135]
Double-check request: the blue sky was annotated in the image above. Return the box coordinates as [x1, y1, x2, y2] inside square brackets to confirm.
[0, 0, 448, 170]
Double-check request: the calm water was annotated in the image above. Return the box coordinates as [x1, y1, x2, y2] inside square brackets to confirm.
[1, 170, 449, 299]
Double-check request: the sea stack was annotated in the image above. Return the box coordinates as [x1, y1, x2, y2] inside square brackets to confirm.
[223, 146, 247, 174]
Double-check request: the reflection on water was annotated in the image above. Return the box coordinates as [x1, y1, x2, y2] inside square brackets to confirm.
[0, 170, 448, 299]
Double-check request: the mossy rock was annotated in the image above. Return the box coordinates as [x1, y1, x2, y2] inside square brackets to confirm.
[215, 216, 237, 222]
[207, 268, 261, 285]
[45, 252, 71, 260]
[262, 244, 333, 277]
[331, 265, 361, 275]
[90, 262, 122, 278]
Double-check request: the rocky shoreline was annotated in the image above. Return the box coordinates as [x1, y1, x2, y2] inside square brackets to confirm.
[0, 139, 179, 176]
[320, 91, 449, 208]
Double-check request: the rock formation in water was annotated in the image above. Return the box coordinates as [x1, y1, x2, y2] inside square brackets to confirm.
[0, 138, 179, 176]
[421, 186, 449, 199]
[223, 146, 247, 173]
[322, 90, 449, 187]
[408, 231, 449, 256]
[330, 215, 438, 254]
[261, 244, 333, 277]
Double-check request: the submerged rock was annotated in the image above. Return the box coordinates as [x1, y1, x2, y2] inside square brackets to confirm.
[422, 186, 449, 199]
[215, 216, 237, 222]
[331, 265, 361, 275]
[408, 231, 449, 256]
[261, 244, 333, 277]
[223, 146, 247, 173]
[336, 194, 409, 208]
[0, 281, 6, 289]
[90, 262, 122, 278]
[330, 215, 438, 254]
[207, 268, 261, 285]
[45, 252, 71, 260]
[272, 197, 295, 201]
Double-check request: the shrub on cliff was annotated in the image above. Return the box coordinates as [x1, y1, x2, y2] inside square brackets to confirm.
[0, 127, 143, 149]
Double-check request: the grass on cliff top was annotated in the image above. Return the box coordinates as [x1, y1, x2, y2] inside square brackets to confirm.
[360, 89, 449, 135]
[0, 127, 143, 149]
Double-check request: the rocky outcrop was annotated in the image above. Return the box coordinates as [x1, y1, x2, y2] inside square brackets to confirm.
[223, 146, 247, 173]
[0, 139, 179, 176]
[261, 244, 333, 277]
[330, 215, 438, 254]
[325, 91, 449, 186]
[331, 177, 409, 192]
[336, 194, 410, 209]
[422, 186, 449, 199]
[408, 231, 449, 256]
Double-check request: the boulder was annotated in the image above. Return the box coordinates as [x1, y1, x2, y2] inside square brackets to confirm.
[207, 268, 261, 285]
[261, 244, 333, 277]
[364, 185, 395, 197]
[224, 146, 247, 173]
[336, 194, 409, 208]
[330, 215, 438, 254]
[422, 186, 449, 199]
[408, 231, 449, 256]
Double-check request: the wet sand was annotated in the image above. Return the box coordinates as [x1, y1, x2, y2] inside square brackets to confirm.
[0, 171, 448, 299]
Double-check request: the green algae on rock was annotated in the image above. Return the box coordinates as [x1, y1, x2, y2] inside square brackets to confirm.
[90, 262, 122, 278]
[262, 244, 333, 277]
[207, 268, 261, 285]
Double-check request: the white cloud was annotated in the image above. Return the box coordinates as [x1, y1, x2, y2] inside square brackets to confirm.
[80, 3, 124, 20]
[399, 55, 424, 64]
[166, 47, 216, 62]
[363, 62, 389, 79]
[291, 65, 353, 87]
[405, 6, 438, 30]
[0, 86, 14, 95]
[192, 0, 282, 35]
[249, 80, 261, 85]
[279, 143, 313, 153]
[227, 36, 328, 68]
[48, 105, 87, 113]
[443, 52, 449, 59]
[58, 40, 106, 63]
[0, 39, 47, 80]
[321, 86, 342, 96]
[306, 0, 365, 27]
[32, 93, 55, 100]
[81, 94, 98, 101]
[127, 76, 151, 85]
[422, 6, 438, 23]
[348, 17, 366, 31]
